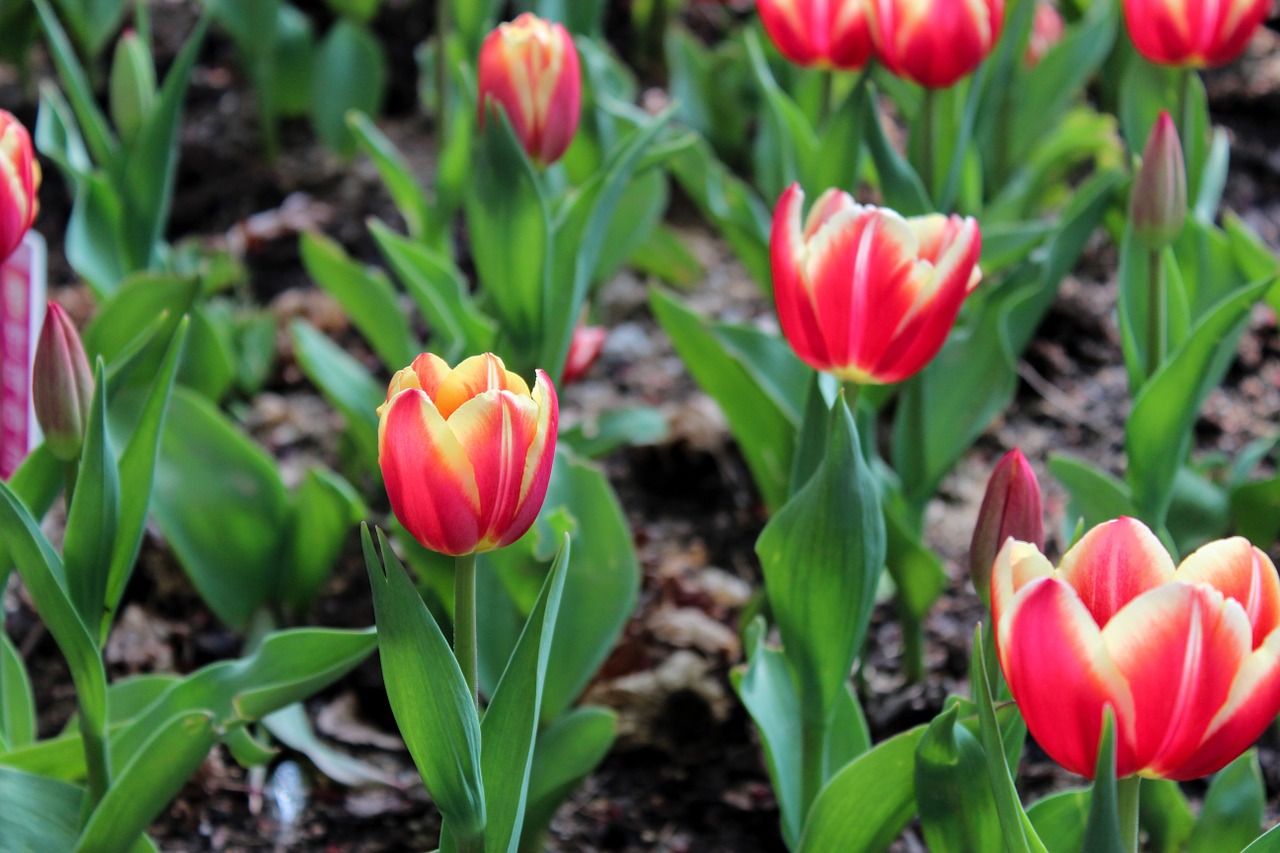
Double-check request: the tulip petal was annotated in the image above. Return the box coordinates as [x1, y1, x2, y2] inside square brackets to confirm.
[999, 576, 1135, 778]
[435, 353, 530, 419]
[379, 389, 482, 556]
[1102, 583, 1250, 777]
[771, 185, 832, 370]
[1056, 517, 1175, 628]
[1172, 628, 1280, 780]
[990, 538, 1054, 659]
[409, 352, 454, 399]
[1177, 538, 1280, 648]
[502, 370, 559, 549]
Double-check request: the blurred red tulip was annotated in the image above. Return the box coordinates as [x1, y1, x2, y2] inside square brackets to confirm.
[1024, 1, 1064, 68]
[756, 0, 874, 70]
[562, 324, 607, 385]
[993, 518, 1280, 780]
[1123, 0, 1270, 67]
[770, 183, 981, 384]
[869, 0, 1005, 88]
[378, 353, 558, 556]
[0, 110, 39, 263]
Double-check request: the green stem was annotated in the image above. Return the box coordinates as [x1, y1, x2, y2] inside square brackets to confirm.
[818, 69, 834, 128]
[798, 686, 829, 818]
[1146, 248, 1166, 379]
[1175, 67, 1191, 147]
[1117, 775, 1141, 853]
[436, 0, 451, 139]
[840, 380, 861, 413]
[901, 610, 925, 683]
[78, 711, 110, 816]
[63, 460, 78, 511]
[922, 87, 937, 201]
[455, 552, 478, 709]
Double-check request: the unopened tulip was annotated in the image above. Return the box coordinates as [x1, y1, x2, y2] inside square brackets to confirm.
[993, 517, 1280, 780]
[756, 0, 874, 70]
[1024, 1, 1064, 68]
[969, 449, 1043, 605]
[1123, 0, 1270, 67]
[1130, 111, 1187, 251]
[868, 0, 1005, 88]
[562, 324, 606, 385]
[0, 111, 39, 263]
[378, 353, 558, 556]
[32, 301, 94, 461]
[770, 183, 982, 385]
[477, 13, 581, 165]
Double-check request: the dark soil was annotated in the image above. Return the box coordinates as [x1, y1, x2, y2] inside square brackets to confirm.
[5, 4, 1280, 852]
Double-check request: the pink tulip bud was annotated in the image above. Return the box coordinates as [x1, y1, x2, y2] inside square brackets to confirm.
[756, 0, 874, 71]
[0, 110, 39, 263]
[378, 353, 558, 556]
[1130, 111, 1187, 251]
[32, 301, 94, 461]
[477, 13, 581, 166]
[969, 448, 1043, 605]
[562, 324, 606, 385]
[868, 0, 1005, 89]
[770, 183, 982, 385]
[1024, 1, 1064, 68]
[993, 518, 1280, 781]
[1123, 0, 1270, 68]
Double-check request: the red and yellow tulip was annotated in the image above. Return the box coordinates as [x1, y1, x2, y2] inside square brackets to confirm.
[378, 353, 558, 556]
[1122, 0, 1270, 68]
[770, 183, 982, 385]
[756, 0, 874, 71]
[1024, 1, 1064, 68]
[868, 0, 1005, 88]
[0, 110, 39, 263]
[993, 518, 1280, 780]
[477, 13, 581, 166]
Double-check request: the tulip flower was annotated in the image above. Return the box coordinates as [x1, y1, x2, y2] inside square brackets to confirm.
[756, 0, 874, 71]
[969, 449, 1043, 605]
[868, 0, 1005, 88]
[562, 324, 607, 385]
[993, 517, 1280, 781]
[1130, 111, 1187, 251]
[770, 183, 982, 385]
[378, 352, 558, 556]
[477, 13, 581, 165]
[1024, 1, 1064, 68]
[1122, 0, 1270, 68]
[0, 110, 39, 263]
[32, 301, 94, 462]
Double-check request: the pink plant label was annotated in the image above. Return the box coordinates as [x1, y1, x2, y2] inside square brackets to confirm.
[0, 231, 47, 480]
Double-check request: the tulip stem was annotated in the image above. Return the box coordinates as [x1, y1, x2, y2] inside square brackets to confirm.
[1146, 248, 1166, 379]
[799, 687, 829, 820]
[455, 552, 478, 709]
[436, 0, 451, 139]
[1117, 775, 1141, 853]
[79, 711, 110, 817]
[922, 87, 937, 202]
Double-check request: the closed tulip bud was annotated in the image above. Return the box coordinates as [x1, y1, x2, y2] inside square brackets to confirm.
[378, 353, 558, 556]
[756, 0, 874, 70]
[109, 30, 157, 145]
[33, 301, 94, 461]
[869, 0, 1005, 89]
[993, 518, 1280, 780]
[562, 324, 606, 385]
[1024, 1, 1064, 68]
[969, 449, 1043, 606]
[477, 13, 581, 166]
[0, 111, 39, 263]
[1130, 111, 1187, 251]
[771, 183, 981, 385]
[1123, 0, 1270, 68]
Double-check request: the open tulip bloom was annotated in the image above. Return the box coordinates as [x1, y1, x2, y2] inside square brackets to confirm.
[1122, 0, 1271, 68]
[993, 517, 1280, 781]
[869, 0, 1005, 89]
[771, 183, 982, 385]
[755, 0, 874, 70]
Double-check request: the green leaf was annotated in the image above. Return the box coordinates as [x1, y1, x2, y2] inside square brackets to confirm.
[62, 361, 120, 638]
[348, 111, 432, 243]
[262, 703, 397, 787]
[0, 631, 35, 750]
[915, 703, 1003, 853]
[480, 536, 570, 853]
[559, 406, 668, 459]
[1126, 280, 1271, 529]
[864, 82, 931, 216]
[626, 224, 705, 288]
[288, 319, 382, 469]
[300, 230, 417, 369]
[1026, 789, 1090, 853]
[756, 396, 883, 716]
[310, 20, 387, 157]
[83, 274, 199, 366]
[36, 80, 92, 180]
[75, 711, 217, 853]
[65, 173, 130, 297]
[151, 389, 289, 628]
[592, 168, 669, 283]
[50, 0, 126, 57]
[519, 707, 616, 852]
[364, 526, 485, 839]
[1081, 710, 1126, 853]
[1140, 779, 1194, 853]
[282, 467, 365, 612]
[324, 0, 380, 23]
[1243, 823, 1280, 853]
[1049, 455, 1136, 530]
[744, 28, 817, 200]
[0, 766, 84, 850]
[649, 288, 800, 511]
[797, 724, 926, 852]
[1186, 751, 1264, 853]
[33, 0, 117, 167]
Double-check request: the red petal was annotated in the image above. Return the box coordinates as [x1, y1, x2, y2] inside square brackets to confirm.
[990, 539, 1053, 661]
[434, 353, 530, 419]
[1056, 517, 1175, 628]
[771, 185, 832, 370]
[1178, 538, 1280, 649]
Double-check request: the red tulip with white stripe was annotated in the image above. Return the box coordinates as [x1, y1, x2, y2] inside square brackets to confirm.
[770, 183, 982, 385]
[378, 353, 558, 556]
[1123, 0, 1270, 68]
[756, 0, 875, 70]
[0, 111, 39, 263]
[993, 517, 1280, 780]
[868, 0, 1005, 88]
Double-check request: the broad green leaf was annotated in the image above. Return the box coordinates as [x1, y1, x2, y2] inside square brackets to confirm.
[310, 20, 387, 157]
[592, 168, 669, 283]
[65, 174, 130, 297]
[915, 703, 1002, 853]
[0, 766, 85, 850]
[1140, 779, 1195, 853]
[282, 466, 365, 612]
[449, 0, 502, 55]
[1082, 711, 1126, 853]
[1049, 455, 1136, 530]
[519, 707, 616, 853]
[0, 631, 35, 749]
[744, 28, 816, 200]
[75, 711, 217, 853]
[324, 0, 380, 23]
[864, 82, 931, 216]
[364, 526, 485, 839]
[627, 224, 705, 288]
[300, 230, 417, 369]
[1027, 790, 1090, 853]
[35, 81, 92, 179]
[50, 0, 126, 57]
[33, 0, 116, 166]
[268, 5, 316, 119]
[559, 406, 668, 459]
[1186, 751, 1264, 853]
[84, 274, 199, 366]
[826, 683, 871, 772]
[348, 111, 432, 242]
[1243, 823, 1280, 852]
[480, 536, 570, 853]
[288, 319, 382, 468]
[883, 489, 948, 623]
